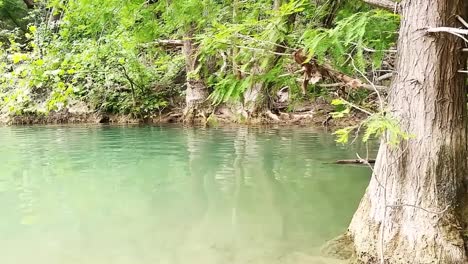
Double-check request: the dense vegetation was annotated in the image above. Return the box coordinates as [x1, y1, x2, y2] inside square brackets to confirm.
[0, 0, 399, 128]
[2, 1, 468, 263]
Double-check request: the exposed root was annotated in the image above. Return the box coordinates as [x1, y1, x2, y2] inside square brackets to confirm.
[321, 233, 356, 261]
[265, 110, 281, 122]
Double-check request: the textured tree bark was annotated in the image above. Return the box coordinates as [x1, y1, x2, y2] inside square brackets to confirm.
[182, 28, 209, 122]
[348, 0, 468, 263]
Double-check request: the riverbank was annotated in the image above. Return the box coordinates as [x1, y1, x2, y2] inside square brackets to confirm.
[1, 110, 365, 128]
[0, 100, 367, 128]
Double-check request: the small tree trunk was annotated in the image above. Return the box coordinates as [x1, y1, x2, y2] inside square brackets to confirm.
[22, 0, 35, 9]
[182, 28, 209, 122]
[243, 0, 296, 116]
[348, 0, 468, 263]
[322, 0, 343, 28]
[47, 7, 63, 31]
[243, 65, 264, 115]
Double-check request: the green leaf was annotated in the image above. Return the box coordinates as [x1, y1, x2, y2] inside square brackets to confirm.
[12, 53, 27, 64]
[333, 126, 356, 144]
[331, 98, 345, 106]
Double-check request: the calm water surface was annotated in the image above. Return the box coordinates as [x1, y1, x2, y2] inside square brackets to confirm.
[0, 125, 372, 264]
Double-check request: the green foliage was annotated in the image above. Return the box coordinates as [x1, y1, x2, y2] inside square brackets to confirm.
[362, 113, 412, 145]
[331, 97, 412, 145]
[198, 0, 307, 104]
[334, 113, 412, 145]
[0, 0, 173, 117]
[334, 126, 356, 145]
[0, 0, 30, 32]
[330, 98, 351, 118]
[208, 75, 251, 105]
[301, 10, 399, 72]
[0, 0, 400, 127]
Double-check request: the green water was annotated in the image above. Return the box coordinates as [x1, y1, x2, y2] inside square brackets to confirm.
[0, 125, 372, 264]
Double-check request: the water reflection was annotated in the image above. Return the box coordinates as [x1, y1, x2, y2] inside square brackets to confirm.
[0, 125, 372, 264]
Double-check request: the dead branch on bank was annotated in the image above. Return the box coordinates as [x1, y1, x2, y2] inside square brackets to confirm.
[317, 82, 388, 93]
[375, 72, 393, 81]
[292, 49, 388, 94]
[335, 159, 376, 164]
[141, 39, 184, 49]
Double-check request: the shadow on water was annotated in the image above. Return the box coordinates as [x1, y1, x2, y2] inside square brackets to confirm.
[0, 125, 374, 264]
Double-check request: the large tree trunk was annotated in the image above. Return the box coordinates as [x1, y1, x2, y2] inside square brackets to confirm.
[348, 0, 468, 263]
[183, 28, 209, 122]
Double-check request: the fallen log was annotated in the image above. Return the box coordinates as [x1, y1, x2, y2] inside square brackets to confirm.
[335, 159, 376, 165]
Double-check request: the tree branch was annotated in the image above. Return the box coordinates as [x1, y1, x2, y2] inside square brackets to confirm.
[456, 15, 468, 28]
[318, 82, 388, 93]
[335, 159, 376, 164]
[427, 27, 468, 35]
[363, 0, 400, 13]
[154, 39, 184, 47]
[427, 27, 468, 43]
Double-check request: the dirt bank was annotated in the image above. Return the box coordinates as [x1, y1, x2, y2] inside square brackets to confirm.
[1, 108, 365, 129]
[0, 97, 367, 128]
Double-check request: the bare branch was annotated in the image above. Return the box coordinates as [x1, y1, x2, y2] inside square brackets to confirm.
[456, 15, 468, 28]
[219, 51, 228, 75]
[427, 27, 468, 43]
[318, 82, 388, 92]
[339, 98, 374, 115]
[235, 33, 291, 50]
[278, 69, 304, 78]
[235, 45, 292, 56]
[335, 159, 376, 164]
[375, 72, 394, 82]
[347, 54, 385, 112]
[141, 40, 184, 48]
[351, 42, 397, 53]
[427, 27, 468, 35]
[154, 39, 184, 47]
[316, 83, 345, 88]
[363, 0, 400, 13]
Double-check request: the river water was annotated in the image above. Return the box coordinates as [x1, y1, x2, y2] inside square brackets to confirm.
[0, 125, 372, 264]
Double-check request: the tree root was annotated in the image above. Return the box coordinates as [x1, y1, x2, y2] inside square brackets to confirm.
[321, 233, 356, 261]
